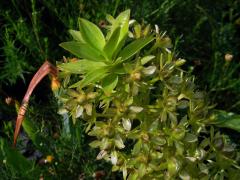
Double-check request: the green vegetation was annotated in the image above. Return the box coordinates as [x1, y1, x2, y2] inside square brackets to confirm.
[0, 0, 240, 179]
[57, 10, 240, 179]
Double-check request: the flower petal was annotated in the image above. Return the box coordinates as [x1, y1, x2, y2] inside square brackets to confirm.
[142, 66, 156, 75]
[122, 118, 131, 131]
[129, 106, 143, 113]
[76, 105, 84, 118]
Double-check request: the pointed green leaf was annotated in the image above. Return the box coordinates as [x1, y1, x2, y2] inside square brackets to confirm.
[0, 139, 34, 174]
[184, 133, 198, 143]
[141, 55, 155, 65]
[115, 9, 130, 43]
[167, 158, 179, 176]
[102, 74, 118, 95]
[22, 118, 44, 150]
[59, 41, 104, 61]
[70, 68, 109, 88]
[132, 140, 142, 155]
[106, 9, 130, 42]
[128, 172, 138, 180]
[79, 18, 105, 50]
[119, 36, 154, 61]
[133, 23, 141, 38]
[106, 10, 130, 59]
[58, 60, 107, 74]
[122, 164, 128, 180]
[112, 36, 128, 59]
[138, 163, 147, 178]
[112, 165, 120, 172]
[115, 135, 125, 149]
[104, 27, 120, 59]
[69, 29, 85, 42]
[89, 140, 101, 148]
[152, 136, 166, 146]
[22, 118, 38, 143]
[106, 14, 115, 23]
[149, 120, 159, 132]
[211, 110, 240, 132]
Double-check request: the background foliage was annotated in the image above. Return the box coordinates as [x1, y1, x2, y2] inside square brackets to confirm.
[0, 0, 240, 179]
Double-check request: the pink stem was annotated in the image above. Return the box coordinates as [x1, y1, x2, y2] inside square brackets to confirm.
[13, 61, 58, 146]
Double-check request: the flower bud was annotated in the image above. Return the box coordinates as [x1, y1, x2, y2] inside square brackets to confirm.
[134, 23, 141, 38]
[131, 71, 141, 81]
[58, 108, 68, 115]
[110, 151, 118, 165]
[76, 105, 84, 118]
[51, 77, 60, 91]
[115, 135, 125, 149]
[84, 103, 93, 116]
[87, 92, 97, 99]
[175, 59, 186, 66]
[142, 66, 156, 75]
[129, 106, 143, 113]
[77, 94, 86, 103]
[225, 53, 233, 62]
[122, 118, 131, 131]
[5, 97, 14, 105]
[96, 150, 107, 160]
[143, 24, 151, 37]
[46, 155, 54, 163]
